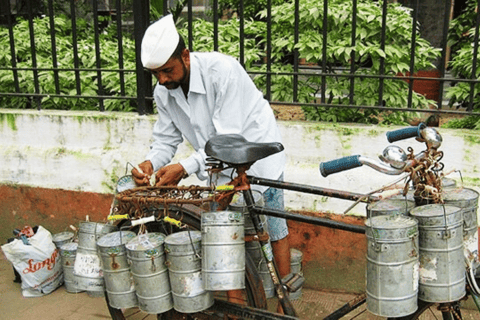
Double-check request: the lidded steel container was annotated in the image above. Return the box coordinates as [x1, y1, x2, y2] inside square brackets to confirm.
[74, 222, 116, 296]
[97, 231, 137, 309]
[59, 242, 82, 293]
[410, 204, 466, 303]
[442, 188, 479, 260]
[164, 231, 213, 313]
[126, 232, 173, 314]
[365, 214, 419, 317]
[201, 210, 245, 291]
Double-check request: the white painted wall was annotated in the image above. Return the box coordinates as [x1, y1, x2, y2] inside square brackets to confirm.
[1, 109, 479, 216]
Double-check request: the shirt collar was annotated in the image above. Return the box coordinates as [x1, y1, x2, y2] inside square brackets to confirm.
[188, 53, 206, 95]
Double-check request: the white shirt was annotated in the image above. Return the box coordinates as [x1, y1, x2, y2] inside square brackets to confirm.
[146, 52, 285, 186]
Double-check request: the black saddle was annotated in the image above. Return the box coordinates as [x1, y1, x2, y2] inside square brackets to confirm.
[205, 134, 284, 165]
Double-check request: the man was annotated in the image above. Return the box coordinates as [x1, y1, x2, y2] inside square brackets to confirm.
[132, 14, 290, 279]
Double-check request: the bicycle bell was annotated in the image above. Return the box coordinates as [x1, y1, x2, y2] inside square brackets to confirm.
[421, 127, 442, 149]
[379, 145, 407, 169]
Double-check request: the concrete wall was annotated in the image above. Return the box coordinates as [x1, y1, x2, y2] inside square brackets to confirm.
[1, 109, 479, 214]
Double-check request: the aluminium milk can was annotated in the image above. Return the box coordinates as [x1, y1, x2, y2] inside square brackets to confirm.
[410, 204, 466, 303]
[201, 210, 245, 291]
[97, 231, 137, 309]
[126, 232, 173, 314]
[59, 242, 82, 293]
[443, 188, 479, 261]
[365, 214, 419, 317]
[366, 198, 415, 218]
[165, 231, 214, 313]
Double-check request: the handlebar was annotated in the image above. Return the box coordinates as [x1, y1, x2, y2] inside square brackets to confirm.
[319, 153, 426, 177]
[319, 155, 363, 177]
[386, 123, 426, 143]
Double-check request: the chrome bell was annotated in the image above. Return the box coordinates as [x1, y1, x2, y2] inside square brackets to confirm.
[421, 127, 442, 149]
[379, 145, 407, 169]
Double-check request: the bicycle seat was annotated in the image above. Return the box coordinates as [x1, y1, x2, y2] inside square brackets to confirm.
[205, 134, 284, 165]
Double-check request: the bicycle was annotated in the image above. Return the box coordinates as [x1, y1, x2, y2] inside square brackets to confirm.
[105, 123, 480, 320]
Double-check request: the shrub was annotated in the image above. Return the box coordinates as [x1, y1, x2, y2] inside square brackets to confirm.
[0, 15, 137, 111]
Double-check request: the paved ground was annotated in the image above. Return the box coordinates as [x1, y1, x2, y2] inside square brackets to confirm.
[1, 251, 479, 320]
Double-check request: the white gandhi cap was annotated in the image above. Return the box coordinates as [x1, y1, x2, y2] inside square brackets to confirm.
[141, 14, 180, 69]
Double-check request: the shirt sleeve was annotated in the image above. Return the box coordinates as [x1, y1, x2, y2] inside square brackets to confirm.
[146, 93, 184, 172]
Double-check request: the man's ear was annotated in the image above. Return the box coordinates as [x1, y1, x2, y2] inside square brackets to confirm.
[181, 48, 190, 65]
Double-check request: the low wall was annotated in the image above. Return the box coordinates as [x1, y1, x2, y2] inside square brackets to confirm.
[1, 109, 480, 293]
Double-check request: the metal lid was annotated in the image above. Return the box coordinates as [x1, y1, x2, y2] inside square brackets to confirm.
[79, 221, 118, 234]
[441, 177, 457, 189]
[367, 198, 415, 214]
[116, 175, 137, 193]
[97, 231, 136, 247]
[60, 242, 78, 254]
[290, 248, 303, 262]
[165, 230, 201, 245]
[52, 231, 74, 242]
[443, 188, 479, 202]
[126, 232, 166, 251]
[409, 204, 460, 218]
[365, 214, 417, 229]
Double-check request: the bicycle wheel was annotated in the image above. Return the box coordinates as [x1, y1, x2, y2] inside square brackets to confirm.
[105, 206, 267, 320]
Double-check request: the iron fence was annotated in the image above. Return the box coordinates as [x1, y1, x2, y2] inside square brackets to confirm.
[1, 0, 480, 120]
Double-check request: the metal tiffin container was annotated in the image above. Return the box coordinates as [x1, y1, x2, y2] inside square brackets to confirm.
[164, 231, 213, 313]
[126, 233, 173, 314]
[59, 242, 82, 293]
[442, 188, 479, 261]
[97, 231, 137, 308]
[365, 214, 420, 317]
[410, 204, 466, 303]
[201, 210, 245, 291]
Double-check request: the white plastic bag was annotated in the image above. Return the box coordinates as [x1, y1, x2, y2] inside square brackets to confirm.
[1, 226, 63, 297]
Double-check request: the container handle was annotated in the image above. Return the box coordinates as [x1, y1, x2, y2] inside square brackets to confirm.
[187, 230, 201, 259]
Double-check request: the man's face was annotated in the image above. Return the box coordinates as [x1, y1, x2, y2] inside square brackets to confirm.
[148, 49, 190, 90]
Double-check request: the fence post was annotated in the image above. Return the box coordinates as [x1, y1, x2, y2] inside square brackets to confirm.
[133, 0, 153, 115]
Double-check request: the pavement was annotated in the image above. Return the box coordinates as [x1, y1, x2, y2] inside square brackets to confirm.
[1, 251, 479, 320]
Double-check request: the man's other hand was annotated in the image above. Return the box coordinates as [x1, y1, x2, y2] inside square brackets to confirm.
[155, 163, 186, 186]
[132, 160, 154, 186]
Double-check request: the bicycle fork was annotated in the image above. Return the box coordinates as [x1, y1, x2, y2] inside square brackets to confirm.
[241, 187, 298, 317]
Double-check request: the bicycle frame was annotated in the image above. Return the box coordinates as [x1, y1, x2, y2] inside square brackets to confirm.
[217, 163, 372, 319]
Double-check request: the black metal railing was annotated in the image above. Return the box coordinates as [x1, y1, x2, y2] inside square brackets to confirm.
[1, 0, 480, 119]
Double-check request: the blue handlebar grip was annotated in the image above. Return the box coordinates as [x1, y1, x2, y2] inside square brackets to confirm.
[319, 155, 363, 177]
[386, 123, 426, 143]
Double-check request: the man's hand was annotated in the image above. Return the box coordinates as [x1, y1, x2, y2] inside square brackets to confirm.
[155, 163, 187, 186]
[132, 160, 154, 186]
